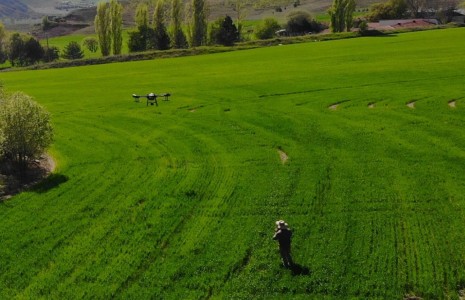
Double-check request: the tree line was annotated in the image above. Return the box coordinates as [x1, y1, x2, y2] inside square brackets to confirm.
[0, 21, 88, 67]
[1, 0, 460, 67]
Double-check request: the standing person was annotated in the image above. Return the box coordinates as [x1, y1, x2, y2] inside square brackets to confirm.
[273, 220, 293, 268]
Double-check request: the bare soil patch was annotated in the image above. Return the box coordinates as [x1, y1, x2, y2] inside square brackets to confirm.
[448, 100, 456, 108]
[329, 104, 339, 110]
[278, 149, 289, 164]
[0, 155, 55, 200]
[368, 103, 375, 108]
[407, 101, 415, 108]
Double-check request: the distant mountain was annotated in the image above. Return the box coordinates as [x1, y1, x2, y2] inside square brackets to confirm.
[0, 0, 34, 19]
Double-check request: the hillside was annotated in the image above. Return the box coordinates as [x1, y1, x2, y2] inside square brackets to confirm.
[0, 0, 36, 19]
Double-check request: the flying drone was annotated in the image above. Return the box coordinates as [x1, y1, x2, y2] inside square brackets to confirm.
[132, 93, 171, 106]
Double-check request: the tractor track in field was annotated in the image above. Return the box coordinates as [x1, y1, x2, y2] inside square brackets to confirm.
[258, 74, 465, 99]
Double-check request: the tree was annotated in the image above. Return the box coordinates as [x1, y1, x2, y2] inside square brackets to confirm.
[0, 22, 8, 64]
[110, 0, 123, 55]
[366, 0, 407, 21]
[170, 0, 188, 49]
[62, 41, 84, 59]
[43, 46, 60, 63]
[344, 0, 356, 31]
[24, 37, 44, 65]
[209, 15, 238, 46]
[135, 3, 149, 29]
[286, 10, 324, 35]
[190, 0, 208, 47]
[328, 0, 356, 32]
[153, 0, 171, 50]
[128, 3, 154, 52]
[254, 17, 281, 39]
[95, 2, 112, 56]
[128, 28, 153, 52]
[8, 33, 26, 66]
[82, 37, 99, 53]
[0, 92, 53, 171]
[8, 33, 44, 67]
[227, 0, 253, 40]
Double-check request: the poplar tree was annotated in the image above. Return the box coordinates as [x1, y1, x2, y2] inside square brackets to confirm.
[135, 3, 149, 29]
[170, 0, 188, 48]
[95, 2, 111, 56]
[128, 3, 152, 52]
[328, 0, 355, 33]
[190, 0, 208, 47]
[153, 0, 171, 50]
[0, 22, 6, 63]
[344, 0, 356, 32]
[110, 0, 123, 55]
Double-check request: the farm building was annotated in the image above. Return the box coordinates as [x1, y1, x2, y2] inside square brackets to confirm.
[368, 19, 439, 30]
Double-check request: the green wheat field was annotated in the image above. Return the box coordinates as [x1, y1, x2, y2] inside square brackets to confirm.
[1, 28, 465, 299]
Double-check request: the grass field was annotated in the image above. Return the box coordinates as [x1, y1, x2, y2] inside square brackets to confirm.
[1, 27, 465, 299]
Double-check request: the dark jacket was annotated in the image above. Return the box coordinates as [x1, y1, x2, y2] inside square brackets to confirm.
[273, 228, 292, 249]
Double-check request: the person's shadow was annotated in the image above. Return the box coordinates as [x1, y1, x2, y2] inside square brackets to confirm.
[290, 263, 311, 276]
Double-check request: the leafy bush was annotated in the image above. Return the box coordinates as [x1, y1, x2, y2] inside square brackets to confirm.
[0, 92, 53, 169]
[254, 18, 281, 40]
[8, 33, 45, 66]
[82, 37, 99, 53]
[128, 26, 155, 53]
[209, 16, 239, 46]
[43, 46, 60, 63]
[286, 11, 325, 35]
[366, 0, 407, 22]
[62, 41, 84, 60]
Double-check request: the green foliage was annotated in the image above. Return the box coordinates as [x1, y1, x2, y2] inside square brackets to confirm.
[8, 33, 44, 66]
[95, 2, 111, 56]
[286, 10, 324, 35]
[227, 0, 253, 39]
[1, 28, 465, 299]
[209, 15, 238, 46]
[170, 0, 188, 49]
[24, 37, 44, 64]
[367, 0, 408, 22]
[329, 0, 356, 32]
[254, 17, 281, 39]
[61, 41, 84, 60]
[358, 20, 368, 32]
[82, 37, 99, 53]
[0, 92, 53, 169]
[128, 26, 154, 52]
[110, 0, 123, 55]
[190, 0, 208, 47]
[135, 3, 149, 29]
[43, 46, 60, 63]
[153, 0, 171, 50]
[0, 22, 6, 64]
